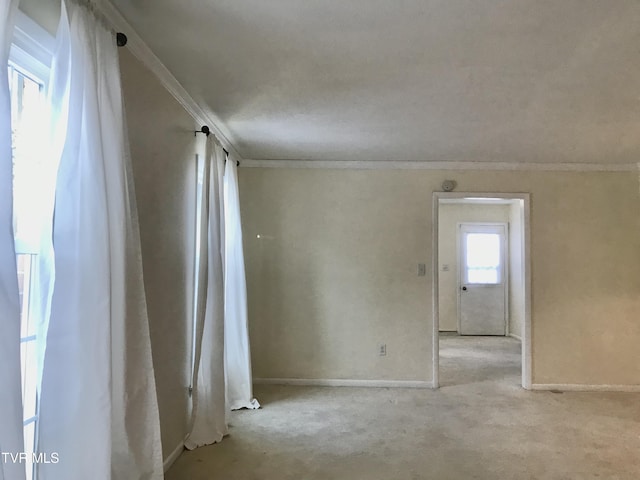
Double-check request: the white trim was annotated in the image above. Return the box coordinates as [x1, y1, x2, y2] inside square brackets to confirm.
[97, 1, 243, 162]
[431, 197, 440, 387]
[241, 159, 638, 172]
[254, 378, 434, 389]
[508, 333, 522, 341]
[163, 439, 185, 473]
[532, 384, 640, 393]
[9, 10, 54, 85]
[12, 10, 54, 61]
[521, 195, 532, 390]
[433, 192, 532, 390]
[441, 198, 515, 205]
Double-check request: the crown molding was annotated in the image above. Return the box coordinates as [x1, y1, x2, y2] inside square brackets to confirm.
[98, 0, 243, 162]
[241, 159, 638, 172]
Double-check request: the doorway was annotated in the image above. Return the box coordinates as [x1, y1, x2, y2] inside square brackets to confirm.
[431, 193, 531, 389]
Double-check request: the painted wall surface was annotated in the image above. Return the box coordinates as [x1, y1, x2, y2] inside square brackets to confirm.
[240, 168, 640, 386]
[18, 0, 60, 34]
[437, 203, 511, 332]
[508, 201, 525, 339]
[120, 49, 201, 460]
[241, 169, 432, 381]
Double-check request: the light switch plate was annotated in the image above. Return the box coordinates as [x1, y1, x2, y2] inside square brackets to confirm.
[417, 263, 426, 276]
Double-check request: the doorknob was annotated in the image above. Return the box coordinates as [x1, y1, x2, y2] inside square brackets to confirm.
[462, 286, 467, 291]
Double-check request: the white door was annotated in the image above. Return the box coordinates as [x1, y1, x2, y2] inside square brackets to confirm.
[458, 224, 507, 335]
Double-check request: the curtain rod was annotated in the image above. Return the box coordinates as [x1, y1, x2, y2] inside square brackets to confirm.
[195, 125, 239, 166]
[116, 33, 240, 166]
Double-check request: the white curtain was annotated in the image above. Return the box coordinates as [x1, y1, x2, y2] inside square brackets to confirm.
[224, 158, 259, 410]
[0, 1, 26, 480]
[36, 2, 163, 479]
[185, 140, 228, 449]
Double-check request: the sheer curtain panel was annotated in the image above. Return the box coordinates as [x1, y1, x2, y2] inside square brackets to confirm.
[224, 158, 259, 411]
[185, 140, 228, 449]
[36, 2, 163, 479]
[0, 1, 26, 479]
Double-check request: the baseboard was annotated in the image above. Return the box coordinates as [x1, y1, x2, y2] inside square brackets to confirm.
[508, 333, 522, 341]
[163, 438, 186, 473]
[254, 377, 434, 389]
[532, 383, 640, 393]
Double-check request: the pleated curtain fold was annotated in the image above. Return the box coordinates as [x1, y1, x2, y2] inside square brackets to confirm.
[186, 143, 260, 449]
[35, 1, 164, 479]
[185, 141, 228, 449]
[4, 0, 260, 474]
[224, 158, 260, 411]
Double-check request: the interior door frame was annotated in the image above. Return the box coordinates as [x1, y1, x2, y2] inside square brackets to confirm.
[432, 192, 532, 389]
[457, 222, 509, 335]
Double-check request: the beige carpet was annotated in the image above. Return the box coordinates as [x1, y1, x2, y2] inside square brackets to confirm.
[166, 335, 640, 479]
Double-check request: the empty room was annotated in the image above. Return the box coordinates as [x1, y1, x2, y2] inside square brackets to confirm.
[2, 1, 639, 479]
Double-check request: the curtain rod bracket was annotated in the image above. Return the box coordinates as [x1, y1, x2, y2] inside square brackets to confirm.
[194, 128, 238, 165]
[195, 125, 211, 137]
[116, 32, 127, 47]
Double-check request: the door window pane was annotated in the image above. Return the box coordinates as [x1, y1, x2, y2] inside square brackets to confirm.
[465, 233, 501, 284]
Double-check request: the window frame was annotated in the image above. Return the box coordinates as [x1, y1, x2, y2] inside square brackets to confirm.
[8, 10, 54, 480]
[9, 10, 54, 89]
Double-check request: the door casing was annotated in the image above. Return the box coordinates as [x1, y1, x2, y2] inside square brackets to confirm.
[432, 192, 532, 389]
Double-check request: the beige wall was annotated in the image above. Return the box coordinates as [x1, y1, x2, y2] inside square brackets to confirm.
[240, 167, 640, 386]
[437, 203, 511, 332]
[241, 169, 432, 381]
[120, 49, 201, 459]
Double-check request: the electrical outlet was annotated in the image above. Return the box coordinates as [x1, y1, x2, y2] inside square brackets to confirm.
[378, 343, 387, 356]
[417, 263, 426, 276]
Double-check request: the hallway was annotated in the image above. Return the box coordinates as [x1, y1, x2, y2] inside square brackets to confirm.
[439, 333, 521, 387]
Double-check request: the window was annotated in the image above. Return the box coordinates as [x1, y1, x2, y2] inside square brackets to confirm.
[9, 10, 53, 480]
[10, 65, 44, 480]
[464, 233, 502, 284]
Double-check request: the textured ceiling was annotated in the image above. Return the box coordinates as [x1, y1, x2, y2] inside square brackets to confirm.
[112, 0, 640, 164]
